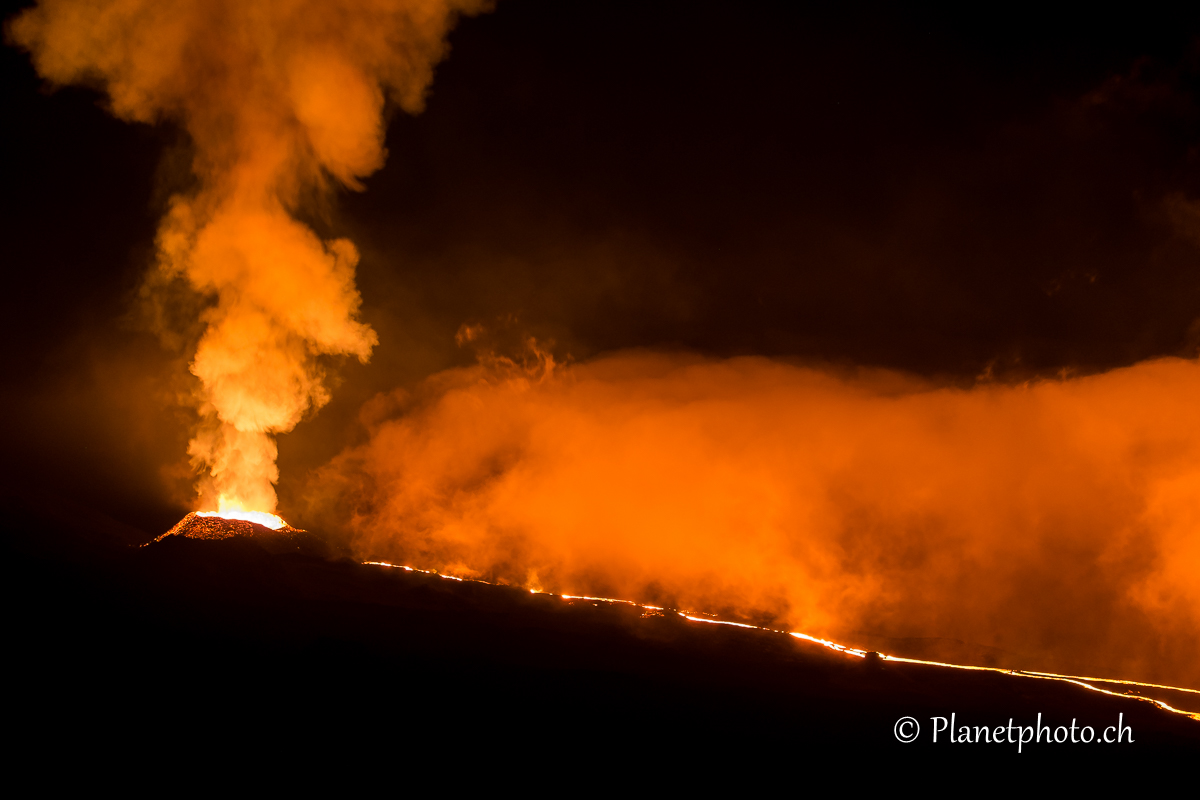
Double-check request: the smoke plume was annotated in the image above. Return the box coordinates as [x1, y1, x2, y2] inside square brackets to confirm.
[310, 349, 1200, 687]
[9, 0, 486, 514]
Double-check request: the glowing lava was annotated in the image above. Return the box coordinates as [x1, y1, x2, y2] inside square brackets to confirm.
[197, 509, 287, 530]
[362, 559, 1200, 722]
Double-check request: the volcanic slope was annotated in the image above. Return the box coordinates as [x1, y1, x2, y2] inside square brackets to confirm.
[3, 488, 1198, 768]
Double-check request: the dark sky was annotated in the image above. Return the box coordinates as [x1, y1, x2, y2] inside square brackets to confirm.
[5, 1, 1200, 532]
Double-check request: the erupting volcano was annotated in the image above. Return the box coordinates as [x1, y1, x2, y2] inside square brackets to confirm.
[9, 0, 487, 524]
[6, 0, 1200, 760]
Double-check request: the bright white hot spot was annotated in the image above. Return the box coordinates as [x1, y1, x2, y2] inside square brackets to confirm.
[197, 510, 287, 530]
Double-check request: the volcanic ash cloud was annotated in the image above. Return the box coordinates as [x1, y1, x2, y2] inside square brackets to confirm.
[9, 0, 488, 514]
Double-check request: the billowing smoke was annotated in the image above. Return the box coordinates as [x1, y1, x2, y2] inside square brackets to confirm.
[9, 0, 486, 514]
[309, 348, 1200, 687]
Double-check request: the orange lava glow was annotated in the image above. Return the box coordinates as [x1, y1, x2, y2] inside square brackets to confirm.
[196, 509, 287, 531]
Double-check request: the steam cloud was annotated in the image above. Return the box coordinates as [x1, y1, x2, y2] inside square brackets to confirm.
[10, 0, 486, 513]
[310, 350, 1200, 687]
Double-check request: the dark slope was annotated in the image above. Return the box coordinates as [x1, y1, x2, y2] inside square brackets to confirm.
[3, 486, 1197, 773]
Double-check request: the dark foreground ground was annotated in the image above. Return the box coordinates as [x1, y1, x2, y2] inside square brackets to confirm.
[4, 487, 1198, 778]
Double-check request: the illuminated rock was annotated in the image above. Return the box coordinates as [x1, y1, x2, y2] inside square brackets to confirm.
[151, 512, 329, 556]
[156, 512, 303, 541]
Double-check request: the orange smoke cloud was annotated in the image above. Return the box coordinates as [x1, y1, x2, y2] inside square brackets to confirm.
[9, 0, 487, 513]
[309, 349, 1200, 687]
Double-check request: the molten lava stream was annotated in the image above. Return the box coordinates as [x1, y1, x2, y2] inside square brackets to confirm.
[362, 560, 1200, 721]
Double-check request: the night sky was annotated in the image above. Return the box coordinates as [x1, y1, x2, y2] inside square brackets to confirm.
[5, 1, 1200, 534]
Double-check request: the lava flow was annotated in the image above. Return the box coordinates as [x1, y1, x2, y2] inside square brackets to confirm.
[362, 558, 1200, 722]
